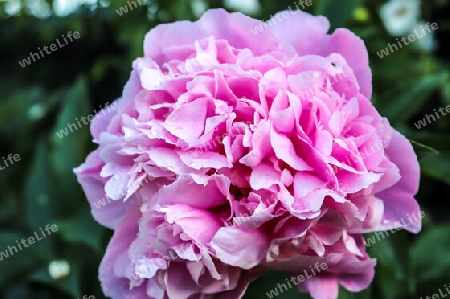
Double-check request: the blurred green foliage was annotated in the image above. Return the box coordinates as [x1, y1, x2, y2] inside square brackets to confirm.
[1, 0, 450, 298]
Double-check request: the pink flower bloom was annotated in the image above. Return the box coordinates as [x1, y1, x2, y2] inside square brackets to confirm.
[75, 8, 421, 299]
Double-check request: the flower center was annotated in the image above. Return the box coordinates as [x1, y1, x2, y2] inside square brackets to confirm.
[229, 185, 250, 201]
[394, 6, 408, 17]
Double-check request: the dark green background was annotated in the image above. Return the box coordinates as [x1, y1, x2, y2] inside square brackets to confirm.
[1, 0, 450, 298]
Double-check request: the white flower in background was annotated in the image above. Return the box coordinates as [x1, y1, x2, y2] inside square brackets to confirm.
[225, 0, 260, 14]
[4, 0, 101, 17]
[380, 0, 421, 36]
[49, 260, 70, 280]
[411, 21, 438, 52]
[4, 0, 21, 15]
[54, 0, 99, 16]
[28, 104, 45, 120]
[191, 0, 207, 17]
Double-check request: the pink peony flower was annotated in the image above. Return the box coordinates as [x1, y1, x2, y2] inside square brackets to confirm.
[75, 8, 421, 299]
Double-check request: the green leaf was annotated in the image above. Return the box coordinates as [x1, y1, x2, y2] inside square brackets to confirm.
[24, 138, 60, 232]
[441, 77, 450, 106]
[406, 134, 450, 153]
[50, 76, 91, 214]
[30, 259, 82, 298]
[419, 152, 450, 184]
[381, 72, 448, 125]
[0, 89, 33, 140]
[409, 139, 440, 161]
[411, 226, 450, 282]
[51, 76, 90, 179]
[244, 271, 306, 299]
[337, 285, 371, 299]
[366, 230, 410, 299]
[0, 173, 18, 225]
[315, 0, 364, 30]
[3, 282, 40, 299]
[0, 232, 46, 286]
[54, 210, 104, 252]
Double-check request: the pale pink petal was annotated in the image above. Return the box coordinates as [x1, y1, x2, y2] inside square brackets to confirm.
[211, 227, 270, 269]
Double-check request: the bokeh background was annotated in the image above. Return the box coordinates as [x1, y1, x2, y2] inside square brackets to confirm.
[1, 0, 450, 298]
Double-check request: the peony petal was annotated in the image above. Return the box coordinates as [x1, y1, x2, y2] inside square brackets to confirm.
[270, 10, 330, 57]
[249, 162, 280, 190]
[154, 175, 228, 209]
[270, 128, 313, 171]
[211, 227, 269, 270]
[376, 131, 421, 233]
[144, 9, 294, 64]
[302, 277, 339, 299]
[164, 98, 209, 143]
[99, 205, 148, 298]
[165, 263, 199, 299]
[74, 151, 132, 228]
[163, 204, 221, 244]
